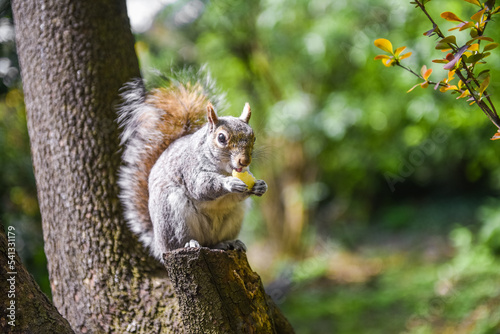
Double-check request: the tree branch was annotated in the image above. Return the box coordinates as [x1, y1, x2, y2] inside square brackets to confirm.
[164, 248, 295, 334]
[0, 225, 73, 333]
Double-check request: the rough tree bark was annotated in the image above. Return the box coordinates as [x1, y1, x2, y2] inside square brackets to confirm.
[11, 0, 183, 332]
[11, 0, 293, 332]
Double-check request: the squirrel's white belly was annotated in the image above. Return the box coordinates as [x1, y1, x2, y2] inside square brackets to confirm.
[187, 194, 247, 246]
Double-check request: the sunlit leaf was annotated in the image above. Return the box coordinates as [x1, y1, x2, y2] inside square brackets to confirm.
[382, 58, 395, 67]
[407, 84, 420, 93]
[440, 85, 458, 92]
[479, 75, 490, 94]
[441, 11, 464, 22]
[484, 43, 499, 51]
[463, 0, 481, 6]
[471, 8, 486, 22]
[394, 46, 406, 56]
[447, 70, 456, 80]
[468, 43, 479, 51]
[374, 38, 393, 54]
[420, 65, 428, 77]
[423, 68, 432, 80]
[449, 21, 473, 31]
[399, 52, 412, 60]
[457, 89, 470, 99]
[459, 22, 474, 31]
[491, 131, 500, 140]
[374, 55, 396, 67]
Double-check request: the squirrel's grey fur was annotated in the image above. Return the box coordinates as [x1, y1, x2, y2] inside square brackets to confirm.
[117, 70, 267, 261]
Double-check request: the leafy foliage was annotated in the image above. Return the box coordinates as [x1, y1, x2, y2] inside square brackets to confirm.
[375, 0, 500, 139]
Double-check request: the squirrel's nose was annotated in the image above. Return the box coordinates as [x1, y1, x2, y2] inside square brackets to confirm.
[238, 156, 251, 167]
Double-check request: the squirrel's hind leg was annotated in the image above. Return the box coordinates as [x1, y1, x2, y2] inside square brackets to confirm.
[183, 239, 246, 252]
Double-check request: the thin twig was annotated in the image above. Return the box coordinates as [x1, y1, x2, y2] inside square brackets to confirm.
[455, 69, 500, 129]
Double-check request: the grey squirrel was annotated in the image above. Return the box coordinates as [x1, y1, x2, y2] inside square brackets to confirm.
[117, 72, 267, 262]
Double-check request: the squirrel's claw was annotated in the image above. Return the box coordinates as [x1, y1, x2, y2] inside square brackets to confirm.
[214, 239, 247, 252]
[225, 177, 249, 193]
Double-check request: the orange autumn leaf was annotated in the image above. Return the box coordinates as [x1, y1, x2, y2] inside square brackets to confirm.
[463, 0, 481, 6]
[491, 131, 500, 140]
[441, 11, 464, 22]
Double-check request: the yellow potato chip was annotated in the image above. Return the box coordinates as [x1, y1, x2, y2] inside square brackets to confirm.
[232, 170, 256, 189]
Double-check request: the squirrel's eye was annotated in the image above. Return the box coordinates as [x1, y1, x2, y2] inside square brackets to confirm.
[218, 133, 227, 144]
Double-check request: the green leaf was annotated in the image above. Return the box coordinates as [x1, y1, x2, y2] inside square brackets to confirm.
[465, 53, 486, 63]
[468, 36, 495, 43]
[484, 43, 499, 51]
[477, 70, 490, 81]
[435, 43, 452, 50]
[440, 35, 457, 46]
[436, 36, 457, 50]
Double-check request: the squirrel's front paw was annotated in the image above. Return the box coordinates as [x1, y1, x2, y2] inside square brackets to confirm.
[225, 177, 249, 193]
[251, 180, 267, 197]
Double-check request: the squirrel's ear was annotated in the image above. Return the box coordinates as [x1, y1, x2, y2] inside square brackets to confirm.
[207, 102, 218, 131]
[240, 102, 251, 124]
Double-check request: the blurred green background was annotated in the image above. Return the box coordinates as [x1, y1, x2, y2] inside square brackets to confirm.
[2, 0, 500, 332]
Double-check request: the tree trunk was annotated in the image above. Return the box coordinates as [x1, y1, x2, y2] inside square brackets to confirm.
[11, 0, 183, 332]
[0, 225, 74, 333]
[11, 0, 293, 332]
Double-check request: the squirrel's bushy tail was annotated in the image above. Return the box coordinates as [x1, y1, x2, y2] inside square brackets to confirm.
[117, 71, 221, 250]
